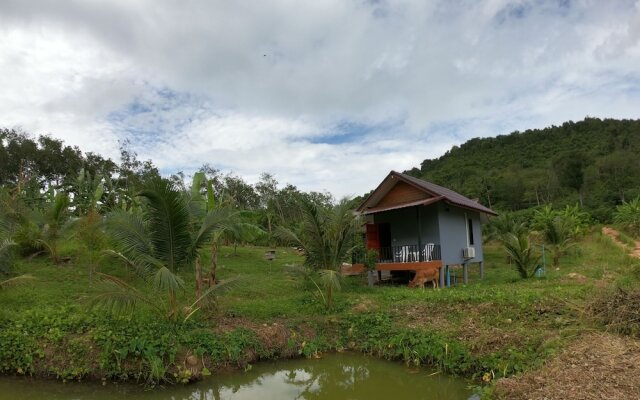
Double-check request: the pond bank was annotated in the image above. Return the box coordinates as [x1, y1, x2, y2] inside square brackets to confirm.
[0, 310, 489, 385]
[0, 352, 472, 399]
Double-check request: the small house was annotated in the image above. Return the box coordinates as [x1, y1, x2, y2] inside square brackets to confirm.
[354, 171, 497, 287]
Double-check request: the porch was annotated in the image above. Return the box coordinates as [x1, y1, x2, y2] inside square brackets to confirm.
[351, 243, 443, 274]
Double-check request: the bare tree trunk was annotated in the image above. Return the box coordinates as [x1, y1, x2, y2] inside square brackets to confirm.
[578, 191, 584, 207]
[209, 241, 219, 287]
[169, 289, 177, 321]
[195, 257, 203, 298]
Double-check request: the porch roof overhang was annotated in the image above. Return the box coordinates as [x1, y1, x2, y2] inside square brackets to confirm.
[361, 196, 444, 215]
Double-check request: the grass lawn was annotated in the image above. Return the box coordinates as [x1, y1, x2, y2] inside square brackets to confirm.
[1, 229, 639, 390]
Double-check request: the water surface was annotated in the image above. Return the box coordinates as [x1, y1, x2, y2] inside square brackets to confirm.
[0, 353, 472, 399]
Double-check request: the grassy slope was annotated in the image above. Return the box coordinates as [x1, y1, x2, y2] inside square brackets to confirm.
[0, 230, 638, 387]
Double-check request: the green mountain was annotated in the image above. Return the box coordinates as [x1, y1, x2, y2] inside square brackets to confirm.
[405, 117, 640, 220]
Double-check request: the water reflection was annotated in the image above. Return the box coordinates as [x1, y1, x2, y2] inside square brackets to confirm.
[180, 354, 469, 400]
[0, 353, 471, 400]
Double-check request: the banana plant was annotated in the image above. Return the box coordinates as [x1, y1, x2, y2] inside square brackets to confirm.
[188, 172, 255, 297]
[73, 168, 105, 216]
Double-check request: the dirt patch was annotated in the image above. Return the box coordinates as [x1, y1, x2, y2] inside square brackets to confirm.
[563, 272, 589, 284]
[351, 298, 378, 313]
[602, 227, 640, 258]
[494, 332, 640, 400]
[399, 303, 454, 331]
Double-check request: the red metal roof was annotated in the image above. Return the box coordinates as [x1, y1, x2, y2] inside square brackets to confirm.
[357, 171, 498, 216]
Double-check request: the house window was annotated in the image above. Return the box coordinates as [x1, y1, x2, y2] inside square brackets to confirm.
[467, 218, 474, 246]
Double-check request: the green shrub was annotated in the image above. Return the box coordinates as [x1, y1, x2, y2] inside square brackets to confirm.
[614, 197, 640, 237]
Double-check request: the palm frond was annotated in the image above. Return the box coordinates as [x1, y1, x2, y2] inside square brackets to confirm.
[90, 272, 163, 315]
[280, 198, 358, 272]
[102, 249, 156, 279]
[191, 207, 238, 253]
[318, 269, 341, 291]
[138, 179, 193, 271]
[50, 192, 70, 226]
[274, 226, 304, 248]
[0, 274, 35, 290]
[502, 233, 541, 278]
[188, 278, 239, 310]
[0, 238, 16, 255]
[106, 210, 155, 260]
[152, 266, 185, 293]
[326, 198, 361, 270]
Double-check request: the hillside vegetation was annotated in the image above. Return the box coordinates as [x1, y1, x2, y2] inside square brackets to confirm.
[406, 117, 640, 219]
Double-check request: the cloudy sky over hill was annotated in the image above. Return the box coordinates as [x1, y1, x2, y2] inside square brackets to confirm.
[1, 0, 639, 196]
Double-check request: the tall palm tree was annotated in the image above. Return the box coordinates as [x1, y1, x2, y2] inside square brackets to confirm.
[277, 198, 360, 310]
[101, 178, 233, 321]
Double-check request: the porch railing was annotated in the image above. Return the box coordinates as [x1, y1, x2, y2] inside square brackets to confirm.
[353, 244, 441, 264]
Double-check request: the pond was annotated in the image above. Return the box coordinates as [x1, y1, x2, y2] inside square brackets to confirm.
[0, 353, 473, 399]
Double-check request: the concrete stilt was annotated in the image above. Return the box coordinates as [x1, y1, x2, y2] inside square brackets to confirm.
[440, 265, 446, 288]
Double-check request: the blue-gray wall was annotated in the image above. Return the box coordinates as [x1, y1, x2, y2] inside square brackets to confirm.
[437, 203, 484, 265]
[371, 203, 485, 265]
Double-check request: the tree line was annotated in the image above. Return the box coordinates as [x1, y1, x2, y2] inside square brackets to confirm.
[0, 128, 341, 247]
[405, 117, 640, 221]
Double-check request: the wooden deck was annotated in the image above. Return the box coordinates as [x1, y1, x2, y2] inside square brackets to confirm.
[348, 260, 442, 274]
[376, 260, 442, 271]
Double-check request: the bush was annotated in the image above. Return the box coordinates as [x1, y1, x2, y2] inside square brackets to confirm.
[614, 197, 640, 237]
[13, 222, 42, 256]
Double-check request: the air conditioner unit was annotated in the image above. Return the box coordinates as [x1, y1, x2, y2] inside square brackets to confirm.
[463, 247, 475, 259]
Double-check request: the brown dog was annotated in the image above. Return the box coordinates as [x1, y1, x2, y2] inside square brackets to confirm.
[408, 268, 439, 289]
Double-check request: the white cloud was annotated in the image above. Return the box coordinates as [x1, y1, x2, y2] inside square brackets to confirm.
[0, 0, 639, 197]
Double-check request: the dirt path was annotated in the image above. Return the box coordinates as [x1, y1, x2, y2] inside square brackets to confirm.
[602, 227, 640, 258]
[494, 332, 640, 400]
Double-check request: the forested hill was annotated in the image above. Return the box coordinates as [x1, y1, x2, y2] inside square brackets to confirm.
[404, 117, 640, 220]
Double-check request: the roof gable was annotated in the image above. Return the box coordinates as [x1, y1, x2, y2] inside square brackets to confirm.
[376, 181, 431, 208]
[357, 171, 498, 216]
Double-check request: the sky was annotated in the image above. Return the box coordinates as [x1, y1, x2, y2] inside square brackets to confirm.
[1, 0, 640, 198]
